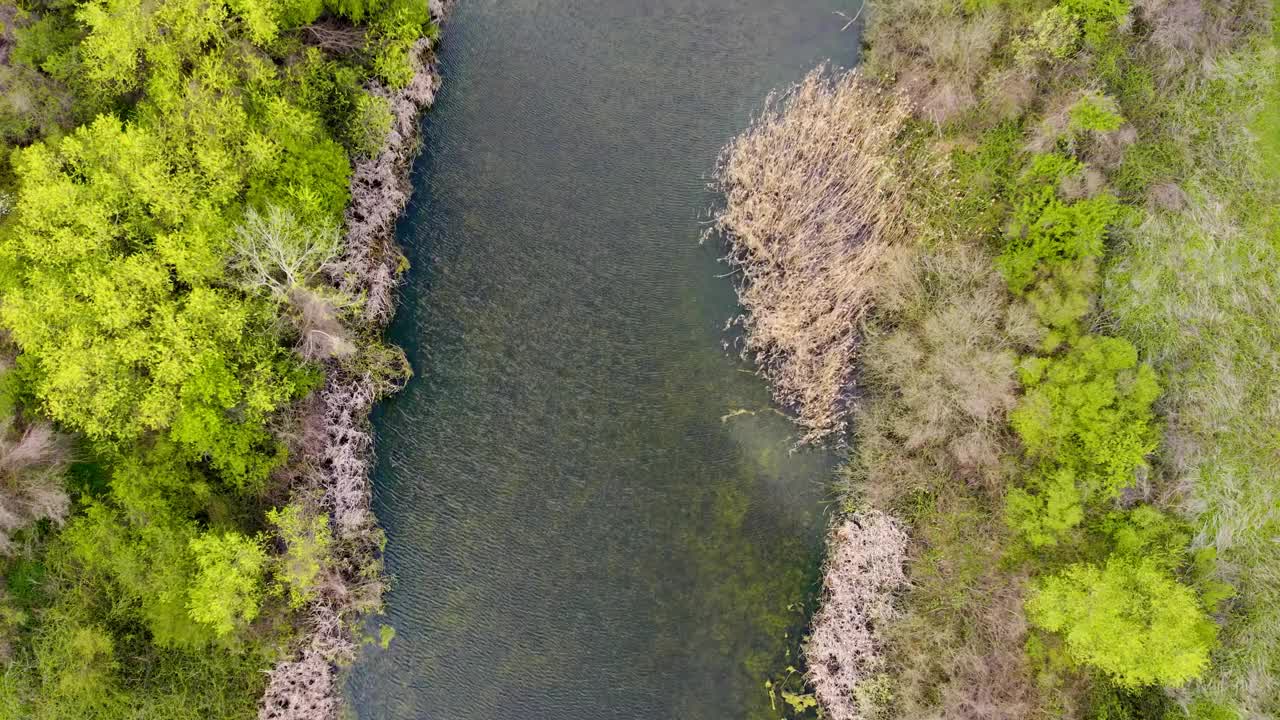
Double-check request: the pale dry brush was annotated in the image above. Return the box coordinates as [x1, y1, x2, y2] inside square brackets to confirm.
[335, 38, 439, 325]
[0, 418, 70, 554]
[805, 513, 909, 720]
[259, 648, 337, 720]
[858, 244, 1037, 498]
[713, 67, 911, 443]
[863, 0, 1011, 126]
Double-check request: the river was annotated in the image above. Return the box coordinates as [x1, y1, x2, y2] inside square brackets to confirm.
[348, 3, 859, 718]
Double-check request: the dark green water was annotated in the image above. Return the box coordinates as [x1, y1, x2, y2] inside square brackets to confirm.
[349, 3, 859, 718]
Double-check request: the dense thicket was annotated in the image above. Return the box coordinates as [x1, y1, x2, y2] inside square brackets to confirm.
[0, 0, 437, 716]
[713, 0, 1277, 718]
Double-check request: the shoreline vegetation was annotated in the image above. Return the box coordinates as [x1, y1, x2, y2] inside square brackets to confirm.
[714, 1, 1277, 718]
[0, 0, 449, 717]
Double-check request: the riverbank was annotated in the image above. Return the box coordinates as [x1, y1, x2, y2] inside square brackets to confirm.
[0, 2, 448, 717]
[260, 7, 451, 718]
[713, 1, 1277, 718]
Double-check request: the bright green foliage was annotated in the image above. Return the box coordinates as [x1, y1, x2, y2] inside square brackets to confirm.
[350, 92, 395, 158]
[378, 623, 396, 649]
[0, 0, 436, 714]
[29, 619, 124, 718]
[1101, 506, 1191, 571]
[1005, 334, 1161, 546]
[1069, 92, 1125, 133]
[999, 154, 1122, 294]
[1027, 558, 1217, 688]
[267, 504, 333, 608]
[187, 532, 268, 637]
[368, 1, 432, 87]
[75, 0, 153, 96]
[1012, 335, 1161, 497]
[0, 114, 320, 486]
[61, 503, 213, 648]
[1006, 466, 1085, 547]
[1060, 0, 1131, 46]
[1015, 6, 1083, 66]
[1023, 258, 1097, 350]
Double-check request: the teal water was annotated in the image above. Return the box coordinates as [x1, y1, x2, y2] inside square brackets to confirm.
[349, 3, 859, 718]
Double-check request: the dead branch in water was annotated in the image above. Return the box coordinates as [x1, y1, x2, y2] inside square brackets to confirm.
[712, 67, 911, 443]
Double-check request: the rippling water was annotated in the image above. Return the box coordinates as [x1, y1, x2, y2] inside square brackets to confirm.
[348, 3, 859, 718]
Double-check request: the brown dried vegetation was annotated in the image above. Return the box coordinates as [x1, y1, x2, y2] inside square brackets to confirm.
[805, 513, 909, 720]
[712, 68, 912, 443]
[0, 418, 70, 554]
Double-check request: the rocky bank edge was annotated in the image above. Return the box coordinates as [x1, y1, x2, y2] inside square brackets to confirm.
[259, 3, 452, 718]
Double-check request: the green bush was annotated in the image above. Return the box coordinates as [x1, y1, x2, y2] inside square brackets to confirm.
[1027, 557, 1217, 688]
[1011, 335, 1161, 498]
[998, 154, 1122, 294]
[267, 504, 332, 608]
[349, 92, 394, 158]
[1069, 92, 1125, 133]
[187, 532, 269, 638]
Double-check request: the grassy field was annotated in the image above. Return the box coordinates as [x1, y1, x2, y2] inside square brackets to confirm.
[1103, 5, 1280, 712]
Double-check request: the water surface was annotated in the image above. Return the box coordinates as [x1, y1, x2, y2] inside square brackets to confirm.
[350, 4, 859, 718]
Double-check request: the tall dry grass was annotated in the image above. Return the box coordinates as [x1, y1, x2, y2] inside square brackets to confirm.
[712, 68, 911, 443]
[0, 418, 70, 553]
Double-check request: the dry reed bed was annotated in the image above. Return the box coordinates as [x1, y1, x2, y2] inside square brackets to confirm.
[712, 68, 911, 443]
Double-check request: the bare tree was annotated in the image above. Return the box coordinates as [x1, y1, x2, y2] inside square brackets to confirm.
[230, 207, 357, 362]
[231, 206, 342, 301]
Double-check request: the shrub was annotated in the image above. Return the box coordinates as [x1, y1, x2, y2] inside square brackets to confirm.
[998, 154, 1122, 294]
[1006, 466, 1085, 547]
[1012, 335, 1161, 496]
[267, 503, 332, 608]
[1026, 557, 1217, 688]
[859, 244, 1034, 494]
[1015, 6, 1084, 66]
[1062, 0, 1133, 46]
[348, 91, 393, 158]
[1005, 335, 1161, 545]
[1069, 91, 1126, 133]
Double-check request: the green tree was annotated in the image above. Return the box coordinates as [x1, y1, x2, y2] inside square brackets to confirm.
[187, 531, 268, 637]
[1026, 557, 1217, 688]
